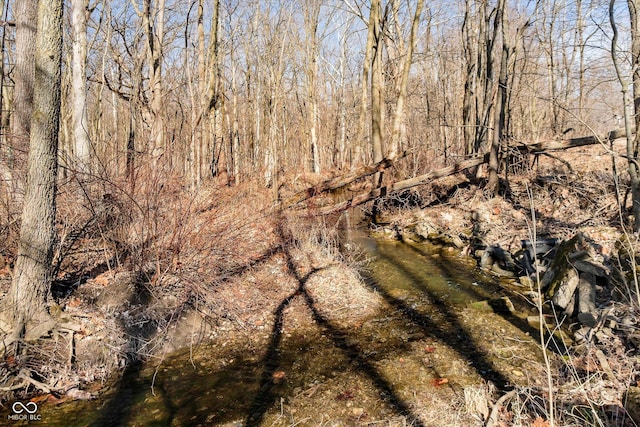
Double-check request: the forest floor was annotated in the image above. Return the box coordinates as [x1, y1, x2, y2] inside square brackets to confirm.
[0, 142, 639, 426]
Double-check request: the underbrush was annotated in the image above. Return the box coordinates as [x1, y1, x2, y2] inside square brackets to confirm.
[0, 169, 374, 406]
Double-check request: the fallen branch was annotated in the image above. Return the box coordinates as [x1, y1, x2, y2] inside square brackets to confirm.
[300, 128, 631, 215]
[485, 389, 517, 427]
[317, 154, 489, 215]
[282, 152, 408, 208]
[18, 369, 51, 393]
[517, 127, 632, 153]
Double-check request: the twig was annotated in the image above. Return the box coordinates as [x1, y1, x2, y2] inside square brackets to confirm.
[485, 389, 517, 427]
[0, 380, 27, 392]
[18, 369, 51, 393]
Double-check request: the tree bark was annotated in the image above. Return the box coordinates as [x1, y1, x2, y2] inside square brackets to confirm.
[611, 0, 640, 232]
[2, 0, 63, 347]
[304, 0, 321, 174]
[487, 0, 507, 194]
[370, 0, 383, 172]
[355, 3, 376, 169]
[390, 0, 424, 159]
[71, 0, 91, 170]
[5, 0, 37, 194]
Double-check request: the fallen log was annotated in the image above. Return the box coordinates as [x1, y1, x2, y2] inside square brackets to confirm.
[303, 127, 629, 215]
[317, 154, 489, 215]
[517, 128, 632, 153]
[282, 153, 406, 208]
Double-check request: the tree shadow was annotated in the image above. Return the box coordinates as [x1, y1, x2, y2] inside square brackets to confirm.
[361, 243, 511, 391]
[86, 362, 146, 427]
[245, 221, 427, 426]
[400, 236, 572, 355]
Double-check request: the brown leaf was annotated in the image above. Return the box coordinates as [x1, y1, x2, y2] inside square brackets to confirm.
[337, 390, 356, 400]
[530, 417, 549, 427]
[272, 371, 286, 383]
[5, 355, 17, 368]
[46, 394, 65, 405]
[431, 378, 449, 387]
[67, 297, 82, 308]
[424, 346, 436, 353]
[93, 274, 110, 286]
[30, 394, 50, 404]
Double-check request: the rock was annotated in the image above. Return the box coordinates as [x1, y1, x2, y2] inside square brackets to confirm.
[479, 250, 494, 269]
[352, 407, 364, 417]
[577, 312, 597, 328]
[66, 387, 94, 400]
[543, 234, 585, 296]
[551, 268, 579, 309]
[573, 260, 608, 277]
[564, 293, 577, 317]
[518, 275, 534, 288]
[573, 325, 591, 343]
[491, 264, 515, 277]
[577, 272, 597, 316]
[470, 297, 515, 313]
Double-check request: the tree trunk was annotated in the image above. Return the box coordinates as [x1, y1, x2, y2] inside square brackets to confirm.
[612, 0, 640, 232]
[71, 0, 91, 170]
[355, 2, 376, 169]
[6, 0, 37, 193]
[629, 0, 640, 231]
[207, 0, 221, 178]
[304, 0, 321, 174]
[2, 0, 63, 348]
[487, 0, 507, 194]
[390, 0, 424, 159]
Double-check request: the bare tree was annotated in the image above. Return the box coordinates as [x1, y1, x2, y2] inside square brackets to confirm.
[370, 0, 383, 174]
[486, 0, 506, 193]
[303, 0, 322, 174]
[130, 0, 166, 162]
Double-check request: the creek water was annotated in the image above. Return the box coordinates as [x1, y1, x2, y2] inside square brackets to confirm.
[20, 233, 541, 426]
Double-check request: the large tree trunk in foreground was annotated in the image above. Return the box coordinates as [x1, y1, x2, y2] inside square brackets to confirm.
[2, 0, 63, 348]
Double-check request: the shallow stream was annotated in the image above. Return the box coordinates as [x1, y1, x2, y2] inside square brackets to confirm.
[17, 233, 542, 426]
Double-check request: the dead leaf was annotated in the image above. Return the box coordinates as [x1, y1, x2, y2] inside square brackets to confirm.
[5, 355, 17, 368]
[431, 378, 449, 387]
[46, 394, 64, 405]
[337, 390, 356, 400]
[272, 371, 286, 383]
[94, 274, 110, 286]
[67, 297, 82, 308]
[530, 417, 549, 427]
[29, 394, 50, 404]
[424, 346, 436, 353]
